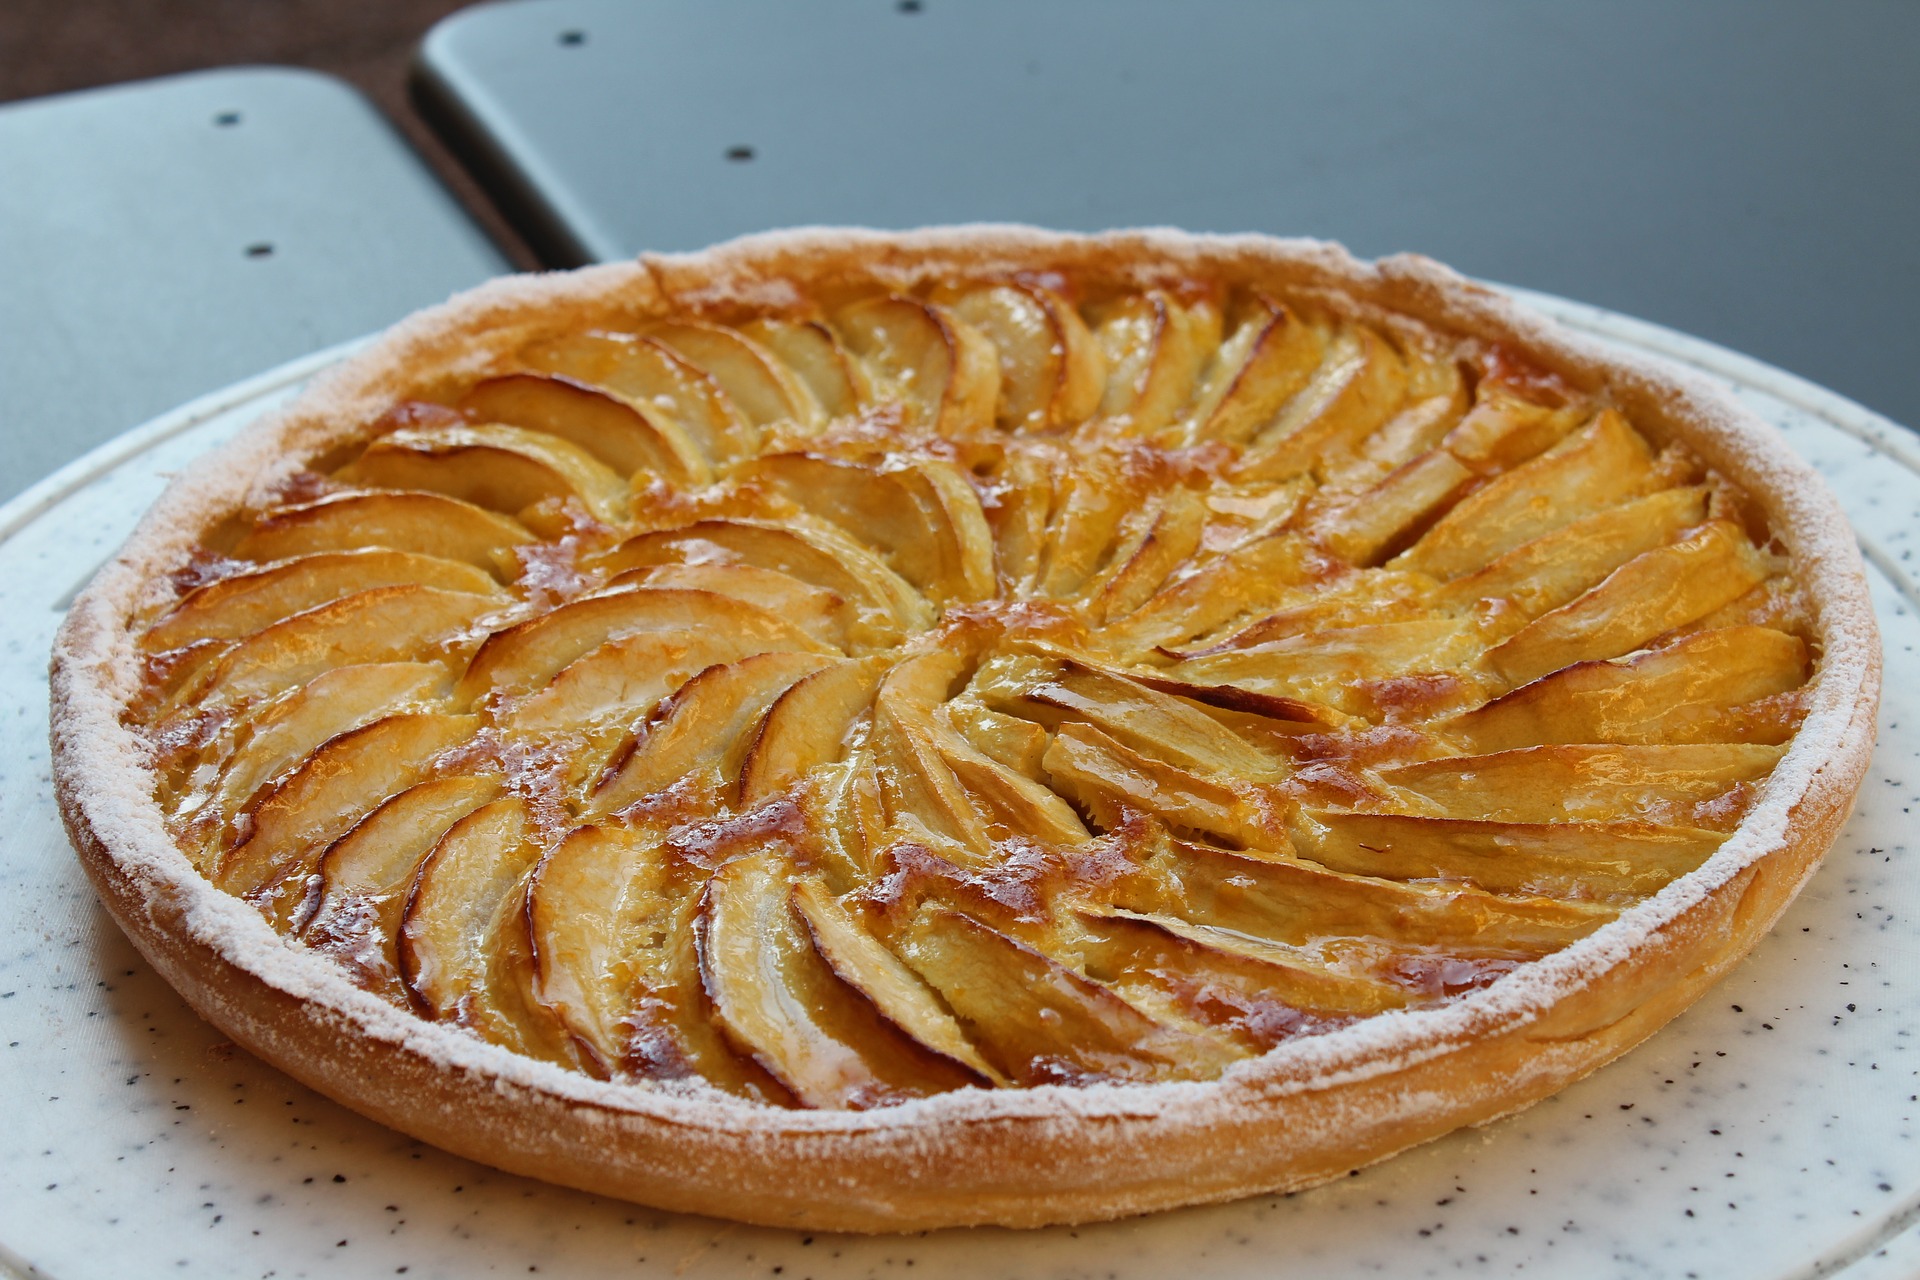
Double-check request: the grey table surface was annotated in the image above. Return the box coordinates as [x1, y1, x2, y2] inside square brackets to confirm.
[0, 66, 508, 503]
[417, 0, 1920, 432]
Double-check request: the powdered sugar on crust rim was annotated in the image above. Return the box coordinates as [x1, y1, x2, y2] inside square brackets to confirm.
[48, 226, 1881, 1229]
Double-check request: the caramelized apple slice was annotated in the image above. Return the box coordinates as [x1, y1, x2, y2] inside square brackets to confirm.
[519, 330, 757, 463]
[216, 711, 479, 899]
[1310, 449, 1476, 567]
[1448, 625, 1810, 751]
[1035, 449, 1150, 597]
[174, 585, 496, 711]
[1088, 289, 1222, 437]
[1070, 904, 1405, 1034]
[739, 317, 866, 420]
[1183, 297, 1325, 445]
[301, 774, 504, 1003]
[1236, 324, 1407, 479]
[1439, 384, 1584, 475]
[737, 655, 890, 805]
[593, 651, 834, 810]
[526, 822, 672, 1071]
[460, 586, 831, 705]
[1099, 532, 1319, 654]
[397, 796, 577, 1063]
[1116, 838, 1614, 954]
[832, 295, 999, 435]
[195, 662, 445, 822]
[458, 372, 709, 484]
[698, 853, 980, 1107]
[1042, 721, 1288, 850]
[608, 562, 846, 649]
[869, 654, 999, 860]
[932, 282, 1103, 431]
[506, 626, 812, 734]
[1079, 486, 1208, 622]
[597, 518, 933, 643]
[998, 658, 1281, 779]
[899, 905, 1239, 1085]
[981, 445, 1056, 592]
[1295, 810, 1724, 900]
[1380, 742, 1784, 825]
[790, 876, 1002, 1082]
[1393, 409, 1654, 580]
[1163, 618, 1480, 716]
[1486, 520, 1771, 684]
[337, 422, 629, 522]
[233, 491, 532, 581]
[647, 321, 822, 433]
[747, 453, 995, 604]
[1436, 486, 1711, 619]
[145, 549, 502, 650]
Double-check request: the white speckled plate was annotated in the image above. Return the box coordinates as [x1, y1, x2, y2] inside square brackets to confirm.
[3, 298, 1918, 1280]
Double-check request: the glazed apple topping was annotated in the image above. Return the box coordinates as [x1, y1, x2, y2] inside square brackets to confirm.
[128, 275, 1817, 1107]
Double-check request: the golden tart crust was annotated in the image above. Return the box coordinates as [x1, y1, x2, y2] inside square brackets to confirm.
[51, 227, 1880, 1231]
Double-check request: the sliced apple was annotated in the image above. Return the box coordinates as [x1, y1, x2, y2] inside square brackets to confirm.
[607, 562, 846, 649]
[869, 653, 999, 860]
[1080, 486, 1209, 622]
[1183, 296, 1325, 445]
[519, 329, 757, 463]
[898, 905, 1239, 1085]
[984, 446, 1057, 592]
[505, 625, 810, 735]
[198, 661, 445, 825]
[1310, 448, 1476, 567]
[942, 698, 1050, 778]
[233, 491, 532, 581]
[739, 317, 866, 420]
[1042, 720, 1288, 851]
[596, 517, 933, 643]
[1236, 324, 1407, 480]
[1117, 837, 1614, 954]
[1070, 904, 1405, 1034]
[932, 281, 1104, 431]
[300, 773, 504, 1002]
[792, 876, 1002, 1082]
[1088, 289, 1222, 438]
[526, 822, 673, 1071]
[1294, 809, 1724, 901]
[145, 549, 501, 651]
[1392, 409, 1654, 580]
[1436, 485, 1711, 620]
[832, 295, 999, 435]
[697, 852, 980, 1107]
[460, 585, 831, 705]
[396, 796, 577, 1063]
[592, 650, 834, 810]
[1163, 618, 1479, 716]
[1485, 519, 1770, 684]
[458, 372, 709, 484]
[646, 320, 822, 434]
[1439, 384, 1583, 475]
[337, 422, 629, 523]
[1380, 742, 1785, 824]
[1447, 625, 1809, 752]
[174, 584, 497, 711]
[745, 453, 994, 603]
[1098, 531, 1320, 655]
[215, 711, 480, 899]
[737, 654, 890, 806]
[1036, 449, 1151, 597]
[998, 658, 1281, 780]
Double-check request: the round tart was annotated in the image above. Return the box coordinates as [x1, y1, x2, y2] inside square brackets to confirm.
[51, 227, 1879, 1231]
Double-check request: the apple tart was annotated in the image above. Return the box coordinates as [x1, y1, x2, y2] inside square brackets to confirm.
[52, 227, 1878, 1230]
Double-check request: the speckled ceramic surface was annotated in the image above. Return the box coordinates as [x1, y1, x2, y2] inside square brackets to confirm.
[3, 297, 1917, 1280]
